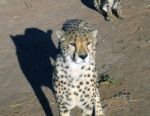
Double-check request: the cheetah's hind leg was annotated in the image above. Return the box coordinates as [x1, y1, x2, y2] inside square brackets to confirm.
[94, 0, 101, 12]
[105, 1, 113, 21]
[115, 0, 124, 19]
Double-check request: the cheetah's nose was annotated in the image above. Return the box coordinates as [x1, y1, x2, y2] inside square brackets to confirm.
[79, 54, 88, 60]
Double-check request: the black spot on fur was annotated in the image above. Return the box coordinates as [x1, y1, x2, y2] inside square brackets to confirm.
[56, 64, 60, 67]
[85, 94, 89, 97]
[64, 71, 67, 74]
[87, 67, 90, 70]
[86, 81, 89, 84]
[82, 102, 87, 106]
[90, 79, 94, 82]
[80, 82, 83, 85]
[68, 92, 71, 95]
[66, 95, 69, 98]
[74, 92, 78, 96]
[58, 83, 60, 86]
[80, 99, 84, 102]
[63, 110, 69, 113]
[85, 104, 90, 109]
[92, 88, 95, 91]
[72, 85, 75, 88]
[66, 66, 69, 69]
[81, 66, 85, 69]
[87, 88, 90, 91]
[60, 95, 64, 99]
[92, 74, 96, 77]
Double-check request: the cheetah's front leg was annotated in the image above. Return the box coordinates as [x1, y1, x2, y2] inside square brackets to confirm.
[95, 88, 105, 116]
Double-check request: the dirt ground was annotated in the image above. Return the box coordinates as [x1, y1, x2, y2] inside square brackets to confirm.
[0, 0, 150, 116]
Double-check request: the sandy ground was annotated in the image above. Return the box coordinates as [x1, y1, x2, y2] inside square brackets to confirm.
[0, 0, 150, 116]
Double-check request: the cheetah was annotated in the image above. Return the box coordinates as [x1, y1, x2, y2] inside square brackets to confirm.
[53, 19, 105, 116]
[93, 0, 124, 21]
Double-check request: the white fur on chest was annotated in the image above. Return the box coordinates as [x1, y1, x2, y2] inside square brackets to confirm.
[67, 61, 86, 79]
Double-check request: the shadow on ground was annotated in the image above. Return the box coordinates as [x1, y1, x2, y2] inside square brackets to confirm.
[81, 0, 96, 10]
[11, 28, 58, 116]
[80, 0, 107, 20]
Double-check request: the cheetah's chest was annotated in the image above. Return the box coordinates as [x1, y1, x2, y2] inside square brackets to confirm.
[68, 62, 90, 80]
[67, 61, 86, 79]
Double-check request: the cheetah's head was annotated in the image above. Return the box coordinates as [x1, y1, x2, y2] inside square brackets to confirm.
[56, 29, 98, 64]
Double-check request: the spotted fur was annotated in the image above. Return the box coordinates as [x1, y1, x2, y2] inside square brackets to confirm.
[94, 0, 124, 21]
[53, 19, 105, 116]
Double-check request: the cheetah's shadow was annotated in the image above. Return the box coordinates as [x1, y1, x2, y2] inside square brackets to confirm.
[80, 0, 96, 10]
[11, 28, 58, 116]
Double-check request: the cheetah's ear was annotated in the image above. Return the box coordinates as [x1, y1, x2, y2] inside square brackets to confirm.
[56, 30, 65, 40]
[91, 30, 98, 38]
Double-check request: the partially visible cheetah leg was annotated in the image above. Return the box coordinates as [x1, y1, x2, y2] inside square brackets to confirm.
[105, 1, 113, 21]
[94, 0, 100, 12]
[60, 110, 71, 116]
[95, 89, 105, 116]
[81, 106, 93, 116]
[116, 0, 124, 19]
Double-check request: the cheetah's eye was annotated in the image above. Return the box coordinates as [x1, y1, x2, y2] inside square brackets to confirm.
[70, 43, 75, 46]
[87, 42, 92, 45]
